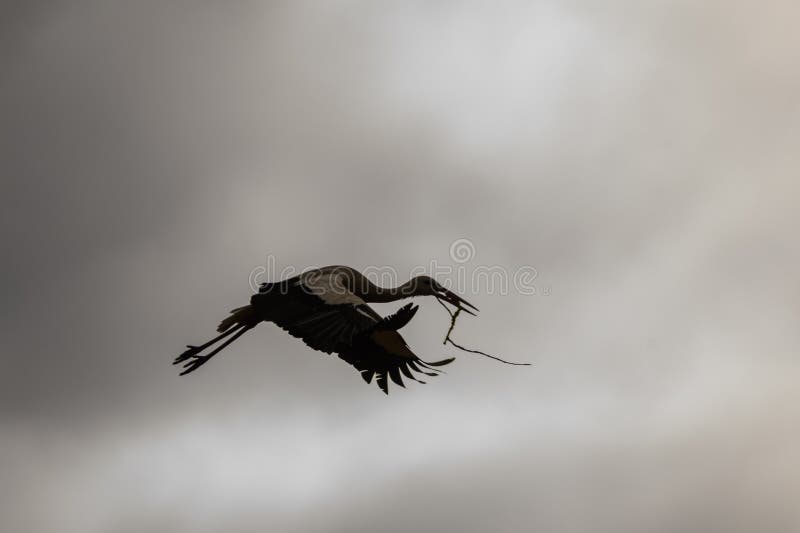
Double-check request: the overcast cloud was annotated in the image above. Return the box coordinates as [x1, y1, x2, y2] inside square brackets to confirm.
[2, 1, 799, 532]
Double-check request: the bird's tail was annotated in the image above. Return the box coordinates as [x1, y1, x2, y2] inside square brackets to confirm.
[217, 304, 258, 333]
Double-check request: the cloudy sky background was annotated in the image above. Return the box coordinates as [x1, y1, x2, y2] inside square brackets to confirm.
[2, 1, 799, 531]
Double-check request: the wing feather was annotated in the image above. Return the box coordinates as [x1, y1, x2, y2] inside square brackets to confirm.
[388, 367, 405, 388]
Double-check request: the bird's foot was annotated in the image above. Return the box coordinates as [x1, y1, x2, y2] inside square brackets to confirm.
[173, 345, 204, 365]
[178, 353, 211, 376]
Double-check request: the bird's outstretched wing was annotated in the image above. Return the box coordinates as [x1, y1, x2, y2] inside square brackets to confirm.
[338, 304, 455, 394]
[257, 281, 455, 393]
[274, 302, 382, 354]
[255, 277, 381, 354]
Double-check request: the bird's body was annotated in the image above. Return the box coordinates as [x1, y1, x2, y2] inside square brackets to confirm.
[174, 265, 478, 393]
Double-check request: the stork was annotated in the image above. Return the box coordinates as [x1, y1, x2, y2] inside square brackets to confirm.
[173, 265, 479, 393]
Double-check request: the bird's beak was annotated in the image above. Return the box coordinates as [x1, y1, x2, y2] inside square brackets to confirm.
[437, 288, 479, 316]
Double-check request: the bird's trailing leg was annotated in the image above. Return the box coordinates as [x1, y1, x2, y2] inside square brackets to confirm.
[174, 324, 253, 376]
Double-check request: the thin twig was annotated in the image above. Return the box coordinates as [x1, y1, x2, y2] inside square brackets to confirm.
[443, 305, 460, 342]
[435, 298, 531, 366]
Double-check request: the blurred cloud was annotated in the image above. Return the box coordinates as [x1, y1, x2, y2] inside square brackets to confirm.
[2, 1, 798, 531]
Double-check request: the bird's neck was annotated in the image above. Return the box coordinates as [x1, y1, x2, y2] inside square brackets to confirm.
[365, 281, 413, 303]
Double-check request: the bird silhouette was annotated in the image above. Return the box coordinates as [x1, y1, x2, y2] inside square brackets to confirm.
[173, 265, 478, 393]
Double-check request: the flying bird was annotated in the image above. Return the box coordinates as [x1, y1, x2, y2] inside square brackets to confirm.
[173, 265, 479, 393]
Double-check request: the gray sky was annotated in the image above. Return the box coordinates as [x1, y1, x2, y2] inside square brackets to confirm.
[2, 1, 799, 532]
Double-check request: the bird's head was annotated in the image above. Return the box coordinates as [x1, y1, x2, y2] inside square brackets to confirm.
[409, 275, 479, 315]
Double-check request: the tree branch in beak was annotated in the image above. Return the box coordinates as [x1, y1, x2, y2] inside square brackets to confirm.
[437, 288, 479, 316]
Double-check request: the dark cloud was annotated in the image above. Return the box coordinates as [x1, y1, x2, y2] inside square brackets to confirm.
[2, 1, 798, 531]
